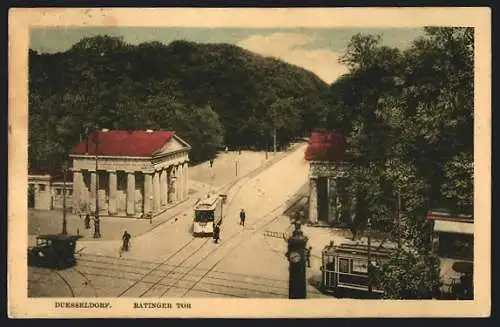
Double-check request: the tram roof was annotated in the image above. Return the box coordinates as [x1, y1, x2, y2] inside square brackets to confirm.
[323, 243, 394, 258]
[195, 196, 220, 210]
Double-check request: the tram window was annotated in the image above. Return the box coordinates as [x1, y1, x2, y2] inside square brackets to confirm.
[195, 210, 214, 222]
[352, 259, 368, 274]
[339, 258, 350, 273]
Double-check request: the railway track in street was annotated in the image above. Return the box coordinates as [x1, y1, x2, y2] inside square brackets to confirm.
[114, 172, 255, 297]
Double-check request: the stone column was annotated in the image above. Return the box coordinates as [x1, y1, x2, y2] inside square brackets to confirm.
[126, 172, 135, 216]
[328, 178, 338, 224]
[153, 170, 161, 211]
[72, 170, 81, 213]
[177, 164, 183, 202]
[167, 167, 174, 203]
[184, 162, 189, 199]
[160, 169, 166, 206]
[144, 173, 153, 214]
[308, 177, 318, 224]
[163, 168, 170, 205]
[108, 171, 117, 215]
[90, 171, 97, 213]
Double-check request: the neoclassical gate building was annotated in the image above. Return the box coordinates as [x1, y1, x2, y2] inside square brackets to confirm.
[70, 129, 191, 218]
[305, 132, 353, 225]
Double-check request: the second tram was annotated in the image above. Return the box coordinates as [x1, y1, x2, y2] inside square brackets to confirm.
[321, 242, 393, 295]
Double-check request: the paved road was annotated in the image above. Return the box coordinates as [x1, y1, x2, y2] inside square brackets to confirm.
[28, 144, 327, 298]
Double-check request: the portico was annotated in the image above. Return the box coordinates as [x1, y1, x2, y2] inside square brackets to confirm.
[70, 130, 191, 218]
[305, 132, 353, 225]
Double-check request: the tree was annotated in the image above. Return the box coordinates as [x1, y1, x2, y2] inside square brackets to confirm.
[375, 247, 442, 299]
[29, 35, 328, 171]
[326, 27, 473, 231]
[324, 27, 473, 299]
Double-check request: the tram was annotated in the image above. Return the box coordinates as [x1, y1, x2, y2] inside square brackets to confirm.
[321, 242, 393, 295]
[192, 194, 225, 236]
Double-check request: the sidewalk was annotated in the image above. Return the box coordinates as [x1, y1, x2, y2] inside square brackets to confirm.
[28, 144, 305, 244]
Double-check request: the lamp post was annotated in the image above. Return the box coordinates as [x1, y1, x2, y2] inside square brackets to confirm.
[92, 131, 101, 238]
[61, 161, 68, 235]
[286, 218, 308, 299]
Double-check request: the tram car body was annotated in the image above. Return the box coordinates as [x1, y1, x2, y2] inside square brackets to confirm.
[193, 195, 223, 236]
[321, 243, 392, 295]
[28, 234, 81, 269]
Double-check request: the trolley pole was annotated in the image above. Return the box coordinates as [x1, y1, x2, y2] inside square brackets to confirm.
[93, 131, 101, 239]
[367, 218, 372, 293]
[61, 161, 68, 235]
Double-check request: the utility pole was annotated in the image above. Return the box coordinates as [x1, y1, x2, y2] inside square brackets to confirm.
[93, 131, 101, 238]
[396, 187, 401, 249]
[367, 218, 372, 293]
[273, 127, 277, 155]
[61, 161, 68, 235]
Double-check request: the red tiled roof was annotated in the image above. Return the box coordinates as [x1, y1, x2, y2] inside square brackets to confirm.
[304, 131, 347, 161]
[70, 130, 176, 157]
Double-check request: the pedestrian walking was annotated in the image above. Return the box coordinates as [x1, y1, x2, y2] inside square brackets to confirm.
[122, 230, 131, 252]
[84, 214, 91, 229]
[213, 223, 221, 244]
[239, 209, 246, 227]
[210, 159, 214, 168]
[306, 246, 312, 268]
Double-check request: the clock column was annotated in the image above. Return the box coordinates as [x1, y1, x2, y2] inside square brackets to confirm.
[286, 218, 308, 299]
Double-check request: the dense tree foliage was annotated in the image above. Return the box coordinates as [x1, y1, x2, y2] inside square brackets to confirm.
[29, 36, 328, 170]
[323, 27, 474, 229]
[322, 27, 473, 299]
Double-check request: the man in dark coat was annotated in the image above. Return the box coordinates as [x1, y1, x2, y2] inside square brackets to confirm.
[122, 230, 131, 251]
[213, 223, 220, 243]
[239, 209, 246, 227]
[306, 246, 312, 268]
[84, 214, 91, 229]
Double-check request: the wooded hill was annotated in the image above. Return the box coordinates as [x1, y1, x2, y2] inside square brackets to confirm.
[29, 36, 329, 169]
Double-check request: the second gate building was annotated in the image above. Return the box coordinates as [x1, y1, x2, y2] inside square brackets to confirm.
[70, 129, 191, 218]
[305, 131, 353, 226]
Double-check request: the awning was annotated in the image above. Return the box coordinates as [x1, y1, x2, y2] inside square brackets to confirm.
[434, 220, 474, 235]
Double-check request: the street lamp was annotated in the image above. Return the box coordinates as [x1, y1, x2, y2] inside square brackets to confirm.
[92, 130, 101, 238]
[61, 161, 68, 235]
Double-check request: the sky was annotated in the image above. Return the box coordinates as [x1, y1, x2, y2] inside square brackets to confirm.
[30, 27, 424, 84]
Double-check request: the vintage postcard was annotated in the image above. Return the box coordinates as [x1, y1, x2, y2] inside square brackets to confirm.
[8, 7, 491, 318]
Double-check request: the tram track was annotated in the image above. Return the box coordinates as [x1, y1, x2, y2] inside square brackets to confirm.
[52, 270, 76, 297]
[177, 195, 304, 298]
[71, 265, 289, 298]
[77, 253, 289, 284]
[77, 256, 289, 293]
[71, 267, 99, 297]
[151, 153, 309, 298]
[115, 173, 254, 297]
